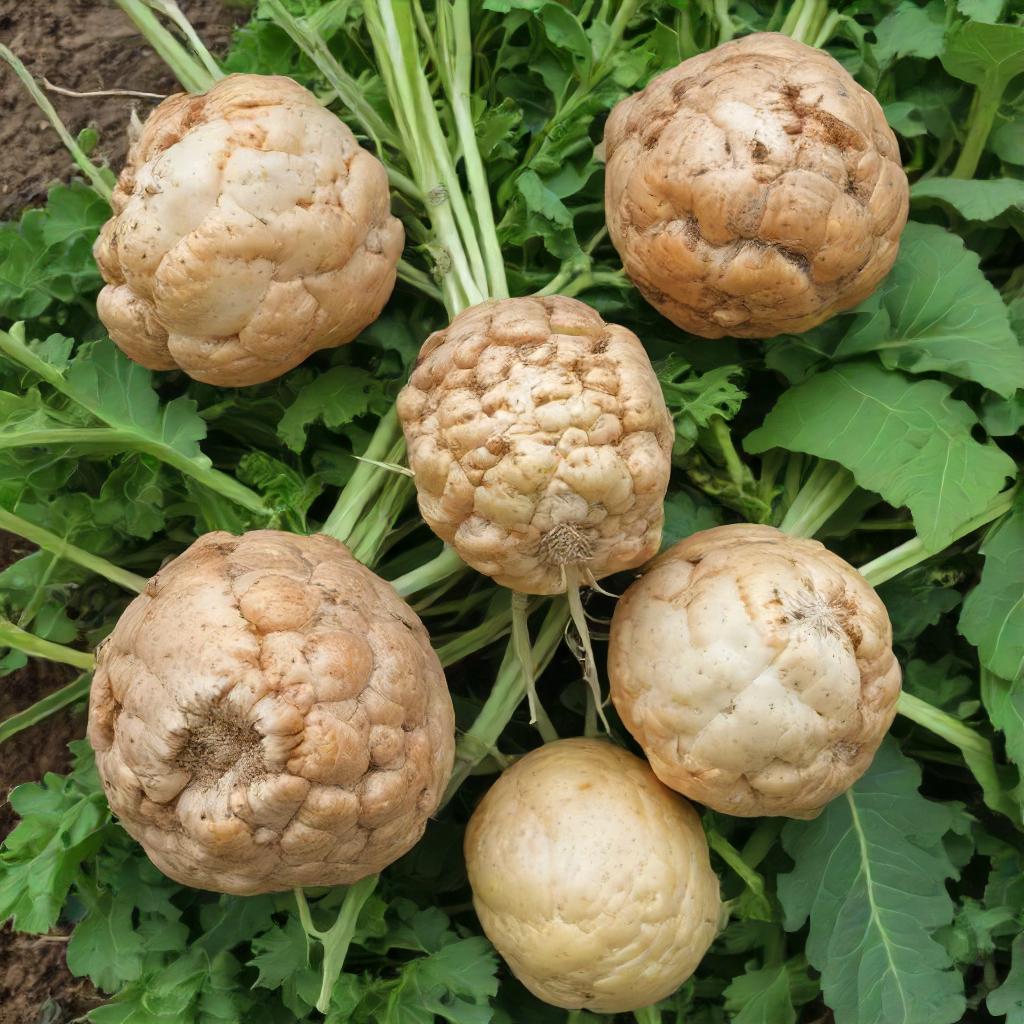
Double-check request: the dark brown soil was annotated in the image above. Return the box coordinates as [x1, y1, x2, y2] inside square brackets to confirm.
[0, 929, 105, 1024]
[0, 0, 244, 219]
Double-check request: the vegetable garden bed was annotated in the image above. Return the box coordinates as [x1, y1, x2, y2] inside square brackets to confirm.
[1, 1, 1023, 1022]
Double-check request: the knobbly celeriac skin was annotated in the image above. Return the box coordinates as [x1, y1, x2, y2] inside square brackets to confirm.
[609, 525, 901, 818]
[604, 33, 909, 338]
[93, 74, 403, 387]
[88, 531, 454, 895]
[464, 738, 720, 1012]
[396, 295, 674, 594]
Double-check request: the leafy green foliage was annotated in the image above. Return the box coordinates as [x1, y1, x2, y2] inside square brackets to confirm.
[659, 356, 746, 455]
[960, 495, 1024, 681]
[0, 742, 110, 933]
[277, 366, 387, 452]
[911, 177, 1024, 220]
[765, 223, 1024, 396]
[878, 570, 963, 648]
[941, 19, 1024, 92]
[989, 935, 1024, 1022]
[746, 362, 1015, 551]
[981, 670, 1024, 770]
[0, 2, 1023, 1023]
[0, 183, 109, 329]
[723, 964, 796, 1024]
[778, 740, 965, 1024]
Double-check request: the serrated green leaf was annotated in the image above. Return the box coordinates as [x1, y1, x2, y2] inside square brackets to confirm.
[249, 916, 309, 990]
[659, 357, 746, 455]
[937, 897, 1017, 966]
[277, 365, 382, 452]
[94, 457, 166, 539]
[911, 178, 1024, 221]
[236, 451, 321, 530]
[723, 963, 796, 1024]
[0, 749, 110, 933]
[960, 495, 1024, 680]
[778, 739, 965, 1024]
[67, 891, 149, 991]
[503, 169, 581, 261]
[745, 362, 1015, 551]
[0, 184, 108, 325]
[382, 938, 500, 1024]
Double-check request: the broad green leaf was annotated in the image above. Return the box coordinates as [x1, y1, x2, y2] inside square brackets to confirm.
[941, 20, 1024, 91]
[879, 566, 962, 649]
[911, 178, 1024, 220]
[196, 894, 277, 958]
[745, 362, 1015, 551]
[723, 964, 796, 1024]
[956, 0, 1004, 21]
[0, 327, 209, 464]
[960, 495, 1024, 680]
[63, 341, 208, 461]
[980, 669, 1024, 769]
[778, 739, 965, 1024]
[988, 934, 1024, 1023]
[765, 224, 1024, 396]
[982, 392, 1024, 436]
[833, 224, 1024, 397]
[537, 4, 591, 71]
[277, 365, 382, 452]
[992, 120, 1024, 164]
[0, 325, 264, 514]
[884, 101, 928, 138]
[873, 2, 946, 64]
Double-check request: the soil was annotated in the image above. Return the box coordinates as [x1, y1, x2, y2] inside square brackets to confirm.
[0, 4, 243, 1019]
[0, 0, 243, 219]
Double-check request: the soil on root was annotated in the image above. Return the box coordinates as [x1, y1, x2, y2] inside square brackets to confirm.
[0, 0, 243, 219]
